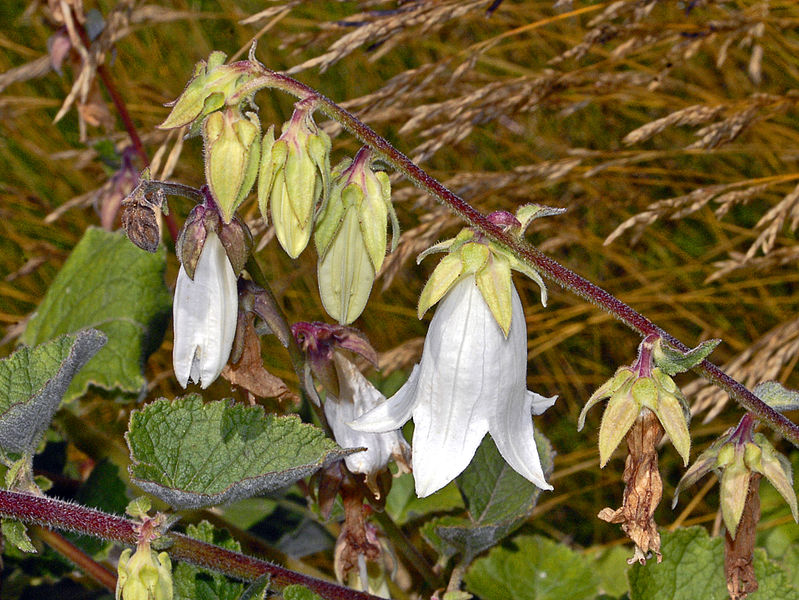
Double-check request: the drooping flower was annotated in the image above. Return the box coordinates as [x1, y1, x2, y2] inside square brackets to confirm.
[352, 275, 556, 497]
[324, 353, 410, 493]
[172, 230, 237, 388]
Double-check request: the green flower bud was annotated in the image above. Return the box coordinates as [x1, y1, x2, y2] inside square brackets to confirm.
[116, 544, 173, 600]
[259, 107, 331, 258]
[315, 149, 397, 324]
[159, 52, 258, 131]
[203, 108, 261, 223]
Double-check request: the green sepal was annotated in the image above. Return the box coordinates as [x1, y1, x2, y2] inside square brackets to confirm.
[256, 125, 276, 224]
[234, 113, 262, 207]
[673, 437, 725, 508]
[578, 367, 636, 431]
[418, 253, 465, 318]
[507, 254, 548, 306]
[313, 181, 348, 260]
[652, 338, 721, 376]
[598, 378, 639, 467]
[358, 173, 389, 272]
[515, 204, 567, 235]
[475, 254, 513, 337]
[748, 433, 798, 522]
[657, 391, 691, 466]
[720, 455, 750, 539]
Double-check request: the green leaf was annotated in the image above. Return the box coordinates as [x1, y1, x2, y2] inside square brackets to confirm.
[174, 521, 244, 600]
[127, 396, 350, 509]
[431, 429, 554, 562]
[749, 548, 799, 600]
[2, 519, 36, 553]
[385, 472, 463, 526]
[652, 339, 720, 376]
[20, 228, 171, 401]
[753, 381, 799, 413]
[0, 330, 105, 455]
[282, 585, 323, 600]
[239, 575, 269, 600]
[587, 546, 633, 598]
[628, 527, 726, 600]
[464, 535, 599, 600]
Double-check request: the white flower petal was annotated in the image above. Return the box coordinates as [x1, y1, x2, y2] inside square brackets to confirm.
[350, 364, 421, 433]
[490, 388, 552, 490]
[325, 356, 409, 476]
[529, 390, 558, 416]
[172, 232, 237, 388]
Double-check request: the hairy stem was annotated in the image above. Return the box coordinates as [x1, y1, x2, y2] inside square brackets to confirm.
[231, 67, 799, 447]
[0, 490, 381, 600]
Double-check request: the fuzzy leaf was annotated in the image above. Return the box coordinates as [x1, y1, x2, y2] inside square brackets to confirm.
[629, 527, 725, 599]
[0, 330, 105, 454]
[629, 527, 799, 600]
[20, 228, 171, 400]
[174, 521, 244, 600]
[127, 396, 350, 509]
[464, 535, 599, 600]
[2, 519, 35, 553]
[753, 381, 799, 413]
[653, 338, 721, 376]
[283, 585, 324, 600]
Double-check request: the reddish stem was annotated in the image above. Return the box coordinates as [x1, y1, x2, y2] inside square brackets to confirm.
[231, 68, 799, 448]
[0, 490, 381, 600]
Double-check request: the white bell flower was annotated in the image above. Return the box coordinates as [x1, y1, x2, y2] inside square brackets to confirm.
[172, 231, 238, 388]
[325, 354, 410, 493]
[352, 276, 556, 497]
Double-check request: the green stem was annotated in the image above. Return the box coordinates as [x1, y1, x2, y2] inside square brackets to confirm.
[0, 490, 381, 600]
[231, 68, 799, 447]
[371, 509, 443, 590]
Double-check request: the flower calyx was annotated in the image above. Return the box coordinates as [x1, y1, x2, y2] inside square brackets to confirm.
[292, 321, 377, 401]
[116, 498, 175, 600]
[158, 51, 259, 131]
[258, 104, 332, 258]
[315, 147, 398, 324]
[579, 334, 691, 467]
[202, 107, 261, 223]
[674, 413, 798, 538]
[176, 195, 252, 279]
[417, 205, 559, 337]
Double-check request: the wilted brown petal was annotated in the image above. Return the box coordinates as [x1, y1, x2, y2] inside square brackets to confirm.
[598, 409, 664, 564]
[725, 473, 761, 600]
[221, 315, 298, 405]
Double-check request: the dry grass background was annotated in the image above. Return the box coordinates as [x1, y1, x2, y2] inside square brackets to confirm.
[1, 0, 799, 574]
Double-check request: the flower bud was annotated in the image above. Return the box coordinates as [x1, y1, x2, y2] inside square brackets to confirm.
[315, 149, 398, 324]
[202, 108, 261, 223]
[258, 106, 331, 258]
[158, 51, 258, 131]
[116, 544, 173, 600]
